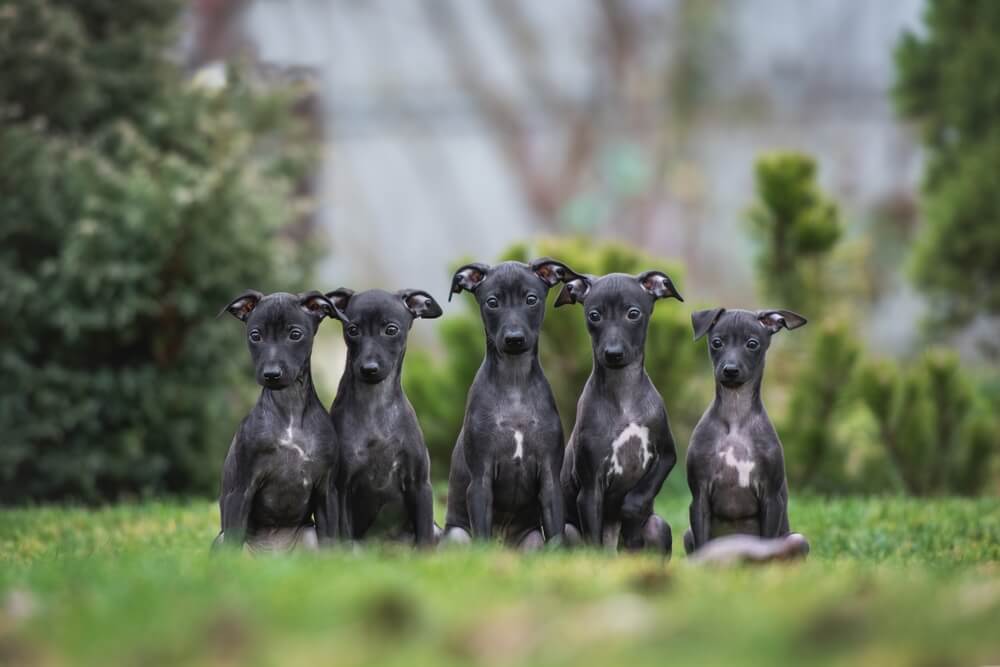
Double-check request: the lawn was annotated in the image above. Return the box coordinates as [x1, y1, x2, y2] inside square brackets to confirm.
[1, 495, 998, 666]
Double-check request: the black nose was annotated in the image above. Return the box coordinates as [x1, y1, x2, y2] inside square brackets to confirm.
[361, 362, 380, 377]
[604, 346, 625, 364]
[723, 364, 739, 379]
[263, 368, 282, 382]
[504, 332, 526, 348]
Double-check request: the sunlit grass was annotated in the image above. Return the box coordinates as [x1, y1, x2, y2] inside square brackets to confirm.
[0, 496, 998, 666]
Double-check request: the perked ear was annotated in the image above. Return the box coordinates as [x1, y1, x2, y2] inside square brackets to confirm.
[220, 289, 263, 322]
[530, 257, 578, 288]
[299, 291, 342, 321]
[638, 271, 683, 301]
[449, 263, 490, 301]
[757, 309, 807, 334]
[555, 275, 591, 307]
[399, 289, 443, 319]
[324, 288, 355, 318]
[692, 308, 725, 341]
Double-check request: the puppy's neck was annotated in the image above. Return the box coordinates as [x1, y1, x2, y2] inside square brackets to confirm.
[713, 378, 764, 427]
[591, 354, 647, 403]
[259, 365, 321, 422]
[483, 340, 541, 386]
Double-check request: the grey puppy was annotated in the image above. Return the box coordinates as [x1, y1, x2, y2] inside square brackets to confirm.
[443, 258, 577, 549]
[326, 287, 442, 547]
[214, 290, 343, 552]
[683, 308, 810, 560]
[556, 271, 682, 554]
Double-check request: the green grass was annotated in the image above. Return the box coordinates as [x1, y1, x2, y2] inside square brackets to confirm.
[1, 496, 998, 666]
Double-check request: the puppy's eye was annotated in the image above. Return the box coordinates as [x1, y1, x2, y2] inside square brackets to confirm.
[486, 297, 499, 309]
[588, 310, 602, 323]
[627, 308, 641, 321]
[711, 337, 723, 349]
[249, 330, 262, 343]
[347, 325, 360, 337]
[746, 339, 760, 350]
[385, 324, 399, 336]
[526, 294, 538, 306]
[289, 329, 303, 342]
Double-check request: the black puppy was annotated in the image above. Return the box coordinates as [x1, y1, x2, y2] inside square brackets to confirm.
[683, 308, 810, 560]
[215, 290, 343, 552]
[443, 258, 576, 549]
[556, 271, 682, 554]
[326, 288, 442, 547]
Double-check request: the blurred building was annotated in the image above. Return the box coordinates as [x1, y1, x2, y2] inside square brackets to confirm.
[184, 0, 925, 349]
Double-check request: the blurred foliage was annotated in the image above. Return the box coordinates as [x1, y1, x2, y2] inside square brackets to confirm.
[894, 0, 1000, 329]
[747, 152, 842, 316]
[404, 238, 707, 490]
[0, 0, 319, 502]
[856, 350, 996, 496]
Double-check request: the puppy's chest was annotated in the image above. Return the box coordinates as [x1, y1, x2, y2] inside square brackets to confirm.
[584, 415, 657, 483]
[485, 398, 557, 462]
[710, 429, 762, 490]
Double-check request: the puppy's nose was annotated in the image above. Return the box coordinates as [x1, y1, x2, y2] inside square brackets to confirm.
[361, 361, 380, 377]
[504, 332, 526, 348]
[263, 367, 283, 382]
[604, 346, 625, 365]
[722, 364, 740, 379]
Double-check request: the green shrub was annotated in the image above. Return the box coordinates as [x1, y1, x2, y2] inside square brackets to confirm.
[856, 350, 996, 496]
[895, 0, 1000, 328]
[0, 0, 318, 502]
[404, 238, 707, 493]
[747, 152, 842, 315]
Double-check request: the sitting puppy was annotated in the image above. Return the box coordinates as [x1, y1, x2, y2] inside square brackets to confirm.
[443, 258, 577, 549]
[683, 308, 810, 561]
[326, 288, 442, 547]
[556, 271, 682, 554]
[215, 290, 343, 552]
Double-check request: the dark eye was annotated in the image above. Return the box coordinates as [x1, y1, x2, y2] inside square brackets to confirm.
[249, 330, 262, 343]
[588, 310, 601, 323]
[385, 324, 399, 336]
[347, 325, 360, 337]
[711, 337, 723, 349]
[627, 308, 641, 321]
[486, 296, 499, 309]
[289, 329, 303, 342]
[526, 294, 538, 306]
[746, 339, 760, 350]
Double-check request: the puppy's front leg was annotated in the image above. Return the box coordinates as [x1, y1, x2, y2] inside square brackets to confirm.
[688, 483, 711, 550]
[407, 480, 435, 547]
[538, 457, 565, 545]
[758, 479, 787, 539]
[621, 429, 677, 549]
[216, 452, 259, 550]
[577, 479, 604, 546]
[314, 472, 341, 545]
[466, 445, 494, 540]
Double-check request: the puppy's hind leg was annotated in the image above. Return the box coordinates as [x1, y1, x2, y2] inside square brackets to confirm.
[640, 514, 672, 559]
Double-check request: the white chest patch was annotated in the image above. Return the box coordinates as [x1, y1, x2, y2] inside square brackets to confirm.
[513, 430, 524, 460]
[719, 446, 755, 487]
[279, 422, 309, 460]
[609, 423, 651, 476]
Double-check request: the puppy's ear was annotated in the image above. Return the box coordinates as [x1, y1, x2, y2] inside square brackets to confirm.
[757, 309, 807, 334]
[530, 257, 578, 288]
[399, 289, 443, 319]
[555, 275, 591, 307]
[220, 290, 263, 321]
[450, 263, 489, 301]
[299, 291, 342, 321]
[692, 308, 725, 341]
[324, 288, 354, 319]
[638, 271, 683, 301]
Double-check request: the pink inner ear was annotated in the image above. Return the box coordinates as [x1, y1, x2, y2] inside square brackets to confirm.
[760, 313, 785, 330]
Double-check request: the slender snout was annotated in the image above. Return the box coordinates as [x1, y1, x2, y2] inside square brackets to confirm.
[603, 344, 626, 367]
[500, 327, 529, 354]
[261, 364, 284, 387]
[722, 364, 739, 380]
[360, 361, 380, 379]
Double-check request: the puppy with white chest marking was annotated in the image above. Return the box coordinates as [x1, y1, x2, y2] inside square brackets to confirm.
[683, 307, 811, 562]
[326, 288, 443, 547]
[214, 290, 344, 552]
[556, 271, 683, 554]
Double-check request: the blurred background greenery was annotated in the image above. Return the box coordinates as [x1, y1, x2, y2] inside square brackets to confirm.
[1, 0, 998, 504]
